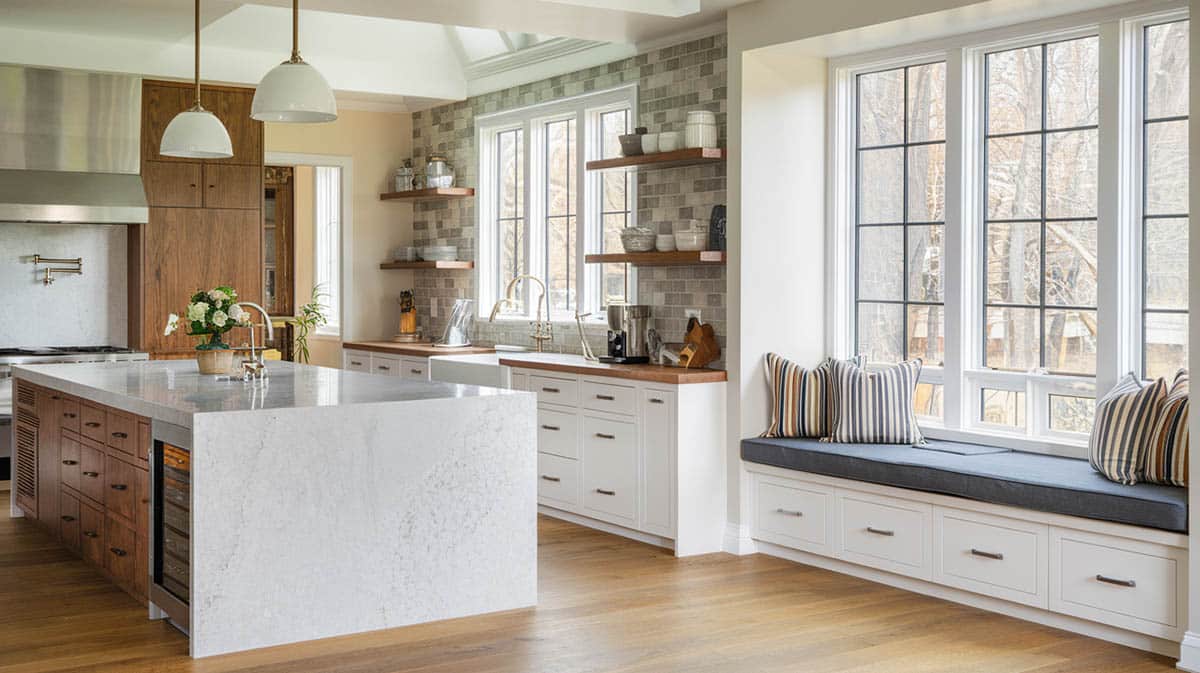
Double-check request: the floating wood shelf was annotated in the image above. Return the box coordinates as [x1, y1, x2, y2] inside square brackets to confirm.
[585, 148, 725, 172]
[379, 187, 475, 201]
[379, 260, 475, 270]
[584, 251, 726, 266]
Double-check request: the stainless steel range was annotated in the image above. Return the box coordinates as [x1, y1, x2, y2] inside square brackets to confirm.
[0, 347, 148, 483]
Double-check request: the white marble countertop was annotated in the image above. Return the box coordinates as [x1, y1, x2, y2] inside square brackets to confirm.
[13, 359, 516, 428]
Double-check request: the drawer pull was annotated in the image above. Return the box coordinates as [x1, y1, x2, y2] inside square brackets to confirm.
[377, 365, 391, 371]
[595, 394, 616, 401]
[350, 360, 363, 366]
[540, 475, 561, 482]
[62, 459, 78, 466]
[51, 395, 62, 400]
[83, 471, 99, 478]
[410, 369, 423, 375]
[594, 432, 616, 440]
[541, 387, 561, 393]
[111, 484, 128, 491]
[969, 549, 1004, 561]
[775, 507, 803, 517]
[63, 412, 77, 419]
[61, 515, 76, 522]
[83, 531, 98, 538]
[595, 488, 616, 496]
[85, 421, 101, 428]
[1095, 574, 1136, 588]
[112, 431, 128, 439]
[109, 547, 127, 557]
[541, 424, 561, 431]
[865, 527, 895, 537]
[648, 398, 665, 404]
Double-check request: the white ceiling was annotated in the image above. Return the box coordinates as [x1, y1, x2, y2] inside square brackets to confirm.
[0, 0, 744, 111]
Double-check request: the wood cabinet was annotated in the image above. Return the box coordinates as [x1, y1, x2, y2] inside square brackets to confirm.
[132, 80, 264, 357]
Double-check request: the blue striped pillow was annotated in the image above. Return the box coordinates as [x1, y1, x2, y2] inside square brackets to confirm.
[1090, 372, 1168, 484]
[760, 353, 833, 438]
[825, 359, 924, 444]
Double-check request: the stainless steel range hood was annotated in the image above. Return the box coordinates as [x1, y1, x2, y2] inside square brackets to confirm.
[0, 65, 148, 225]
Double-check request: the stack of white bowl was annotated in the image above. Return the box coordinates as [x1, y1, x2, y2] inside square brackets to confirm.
[672, 219, 709, 251]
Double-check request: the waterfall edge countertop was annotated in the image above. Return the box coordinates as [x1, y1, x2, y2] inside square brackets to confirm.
[12, 359, 514, 429]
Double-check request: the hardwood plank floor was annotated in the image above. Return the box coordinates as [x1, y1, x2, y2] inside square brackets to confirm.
[0, 504, 1177, 673]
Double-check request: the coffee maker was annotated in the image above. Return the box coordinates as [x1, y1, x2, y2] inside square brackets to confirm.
[601, 304, 651, 364]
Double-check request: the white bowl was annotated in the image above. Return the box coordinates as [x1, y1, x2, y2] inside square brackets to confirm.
[641, 133, 660, 154]
[658, 131, 681, 152]
[674, 231, 707, 252]
[655, 234, 676, 252]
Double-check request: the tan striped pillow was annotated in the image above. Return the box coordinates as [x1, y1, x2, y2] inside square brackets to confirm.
[1145, 369, 1189, 487]
[825, 358, 924, 444]
[1088, 373, 1167, 485]
[761, 353, 832, 438]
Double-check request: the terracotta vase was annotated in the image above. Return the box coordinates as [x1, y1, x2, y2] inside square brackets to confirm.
[196, 349, 235, 375]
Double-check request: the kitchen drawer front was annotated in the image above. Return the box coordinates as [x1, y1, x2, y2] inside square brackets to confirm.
[106, 411, 137, 459]
[80, 501, 105, 567]
[531, 375, 579, 407]
[581, 416, 637, 525]
[104, 455, 139, 523]
[343, 350, 370, 372]
[1050, 528, 1183, 638]
[60, 431, 81, 493]
[79, 441, 106, 505]
[370, 354, 402, 376]
[837, 492, 931, 580]
[202, 164, 261, 209]
[400, 357, 429, 380]
[80, 403, 106, 443]
[105, 514, 137, 589]
[537, 407, 579, 459]
[581, 379, 636, 416]
[537, 453, 580, 509]
[753, 477, 831, 553]
[59, 490, 81, 552]
[59, 397, 81, 434]
[934, 508, 1047, 608]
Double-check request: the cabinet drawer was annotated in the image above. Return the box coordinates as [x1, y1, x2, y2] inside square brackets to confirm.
[370, 354, 401, 376]
[104, 455, 139, 522]
[838, 492, 931, 580]
[105, 514, 137, 589]
[1051, 529, 1183, 637]
[754, 478, 830, 552]
[60, 490, 81, 552]
[79, 442, 106, 505]
[935, 509, 1046, 608]
[59, 397, 81, 434]
[106, 411, 137, 459]
[60, 432, 81, 493]
[80, 403, 106, 443]
[343, 351, 370, 372]
[80, 501, 105, 566]
[537, 408, 579, 459]
[537, 453, 579, 509]
[531, 375, 578, 407]
[581, 416, 637, 524]
[400, 357, 429, 380]
[581, 380, 636, 416]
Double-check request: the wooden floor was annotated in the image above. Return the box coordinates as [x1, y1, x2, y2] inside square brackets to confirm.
[0, 501, 1177, 673]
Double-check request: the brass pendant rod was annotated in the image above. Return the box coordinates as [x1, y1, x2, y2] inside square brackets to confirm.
[193, 0, 201, 107]
[291, 0, 301, 62]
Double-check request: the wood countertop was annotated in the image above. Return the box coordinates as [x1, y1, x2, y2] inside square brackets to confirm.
[499, 354, 727, 385]
[342, 341, 495, 357]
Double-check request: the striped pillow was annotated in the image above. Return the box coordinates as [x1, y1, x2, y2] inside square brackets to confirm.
[1088, 373, 1167, 485]
[825, 358, 924, 444]
[761, 353, 833, 438]
[1145, 369, 1189, 487]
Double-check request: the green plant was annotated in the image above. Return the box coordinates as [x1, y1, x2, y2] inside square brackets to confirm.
[293, 284, 329, 364]
[163, 285, 251, 350]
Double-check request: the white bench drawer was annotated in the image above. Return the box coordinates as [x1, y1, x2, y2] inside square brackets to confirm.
[537, 407, 578, 459]
[537, 453, 579, 509]
[935, 508, 1047, 608]
[531, 375, 578, 407]
[838, 492, 931, 580]
[581, 416, 637, 525]
[581, 379, 636, 416]
[754, 478, 830, 553]
[1051, 528, 1183, 638]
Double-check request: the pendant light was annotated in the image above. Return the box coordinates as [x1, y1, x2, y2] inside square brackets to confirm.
[251, 0, 337, 123]
[160, 0, 233, 158]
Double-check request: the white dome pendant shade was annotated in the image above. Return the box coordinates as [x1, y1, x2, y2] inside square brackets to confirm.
[251, 0, 337, 123]
[160, 0, 233, 159]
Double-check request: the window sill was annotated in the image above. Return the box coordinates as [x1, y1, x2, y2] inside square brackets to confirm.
[920, 424, 1088, 460]
[312, 332, 342, 342]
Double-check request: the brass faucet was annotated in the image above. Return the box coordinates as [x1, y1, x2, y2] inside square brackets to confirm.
[235, 301, 274, 380]
[488, 274, 553, 352]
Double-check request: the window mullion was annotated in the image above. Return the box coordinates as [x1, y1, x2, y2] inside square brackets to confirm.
[943, 47, 970, 430]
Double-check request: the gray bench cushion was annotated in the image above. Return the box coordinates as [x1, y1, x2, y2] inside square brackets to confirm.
[741, 437, 1188, 533]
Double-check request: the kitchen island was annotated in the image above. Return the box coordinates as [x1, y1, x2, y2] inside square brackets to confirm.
[10, 360, 536, 658]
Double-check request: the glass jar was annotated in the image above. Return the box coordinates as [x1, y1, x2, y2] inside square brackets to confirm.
[393, 160, 414, 192]
[425, 156, 455, 189]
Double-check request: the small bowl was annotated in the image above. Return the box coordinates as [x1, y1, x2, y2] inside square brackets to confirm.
[620, 227, 657, 253]
[658, 131, 681, 152]
[618, 133, 643, 157]
[672, 218, 708, 235]
[674, 231, 707, 252]
[655, 234, 676, 252]
[641, 133, 660, 154]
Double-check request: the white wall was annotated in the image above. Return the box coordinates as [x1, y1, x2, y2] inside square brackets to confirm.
[1183, 1, 1200, 669]
[0, 223, 127, 347]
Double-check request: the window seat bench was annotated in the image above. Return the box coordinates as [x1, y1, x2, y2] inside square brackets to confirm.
[740, 437, 1187, 533]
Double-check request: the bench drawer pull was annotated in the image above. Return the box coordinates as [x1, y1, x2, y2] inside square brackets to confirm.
[1095, 575, 1136, 588]
[595, 394, 616, 401]
[775, 508, 803, 517]
[540, 475, 561, 483]
[594, 433, 615, 440]
[595, 488, 616, 496]
[541, 425, 560, 432]
[541, 387, 560, 393]
[970, 549, 1004, 561]
[648, 398, 665, 404]
[866, 527, 895, 537]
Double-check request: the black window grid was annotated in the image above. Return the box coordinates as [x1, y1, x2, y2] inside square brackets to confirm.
[544, 119, 576, 313]
[495, 128, 525, 307]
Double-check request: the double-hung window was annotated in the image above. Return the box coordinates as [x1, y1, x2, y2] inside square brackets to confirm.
[477, 85, 637, 321]
[835, 7, 1189, 454]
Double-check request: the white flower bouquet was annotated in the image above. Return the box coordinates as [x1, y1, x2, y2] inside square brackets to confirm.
[163, 285, 252, 350]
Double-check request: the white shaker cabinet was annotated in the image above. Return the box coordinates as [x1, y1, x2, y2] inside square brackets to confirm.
[342, 348, 430, 380]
